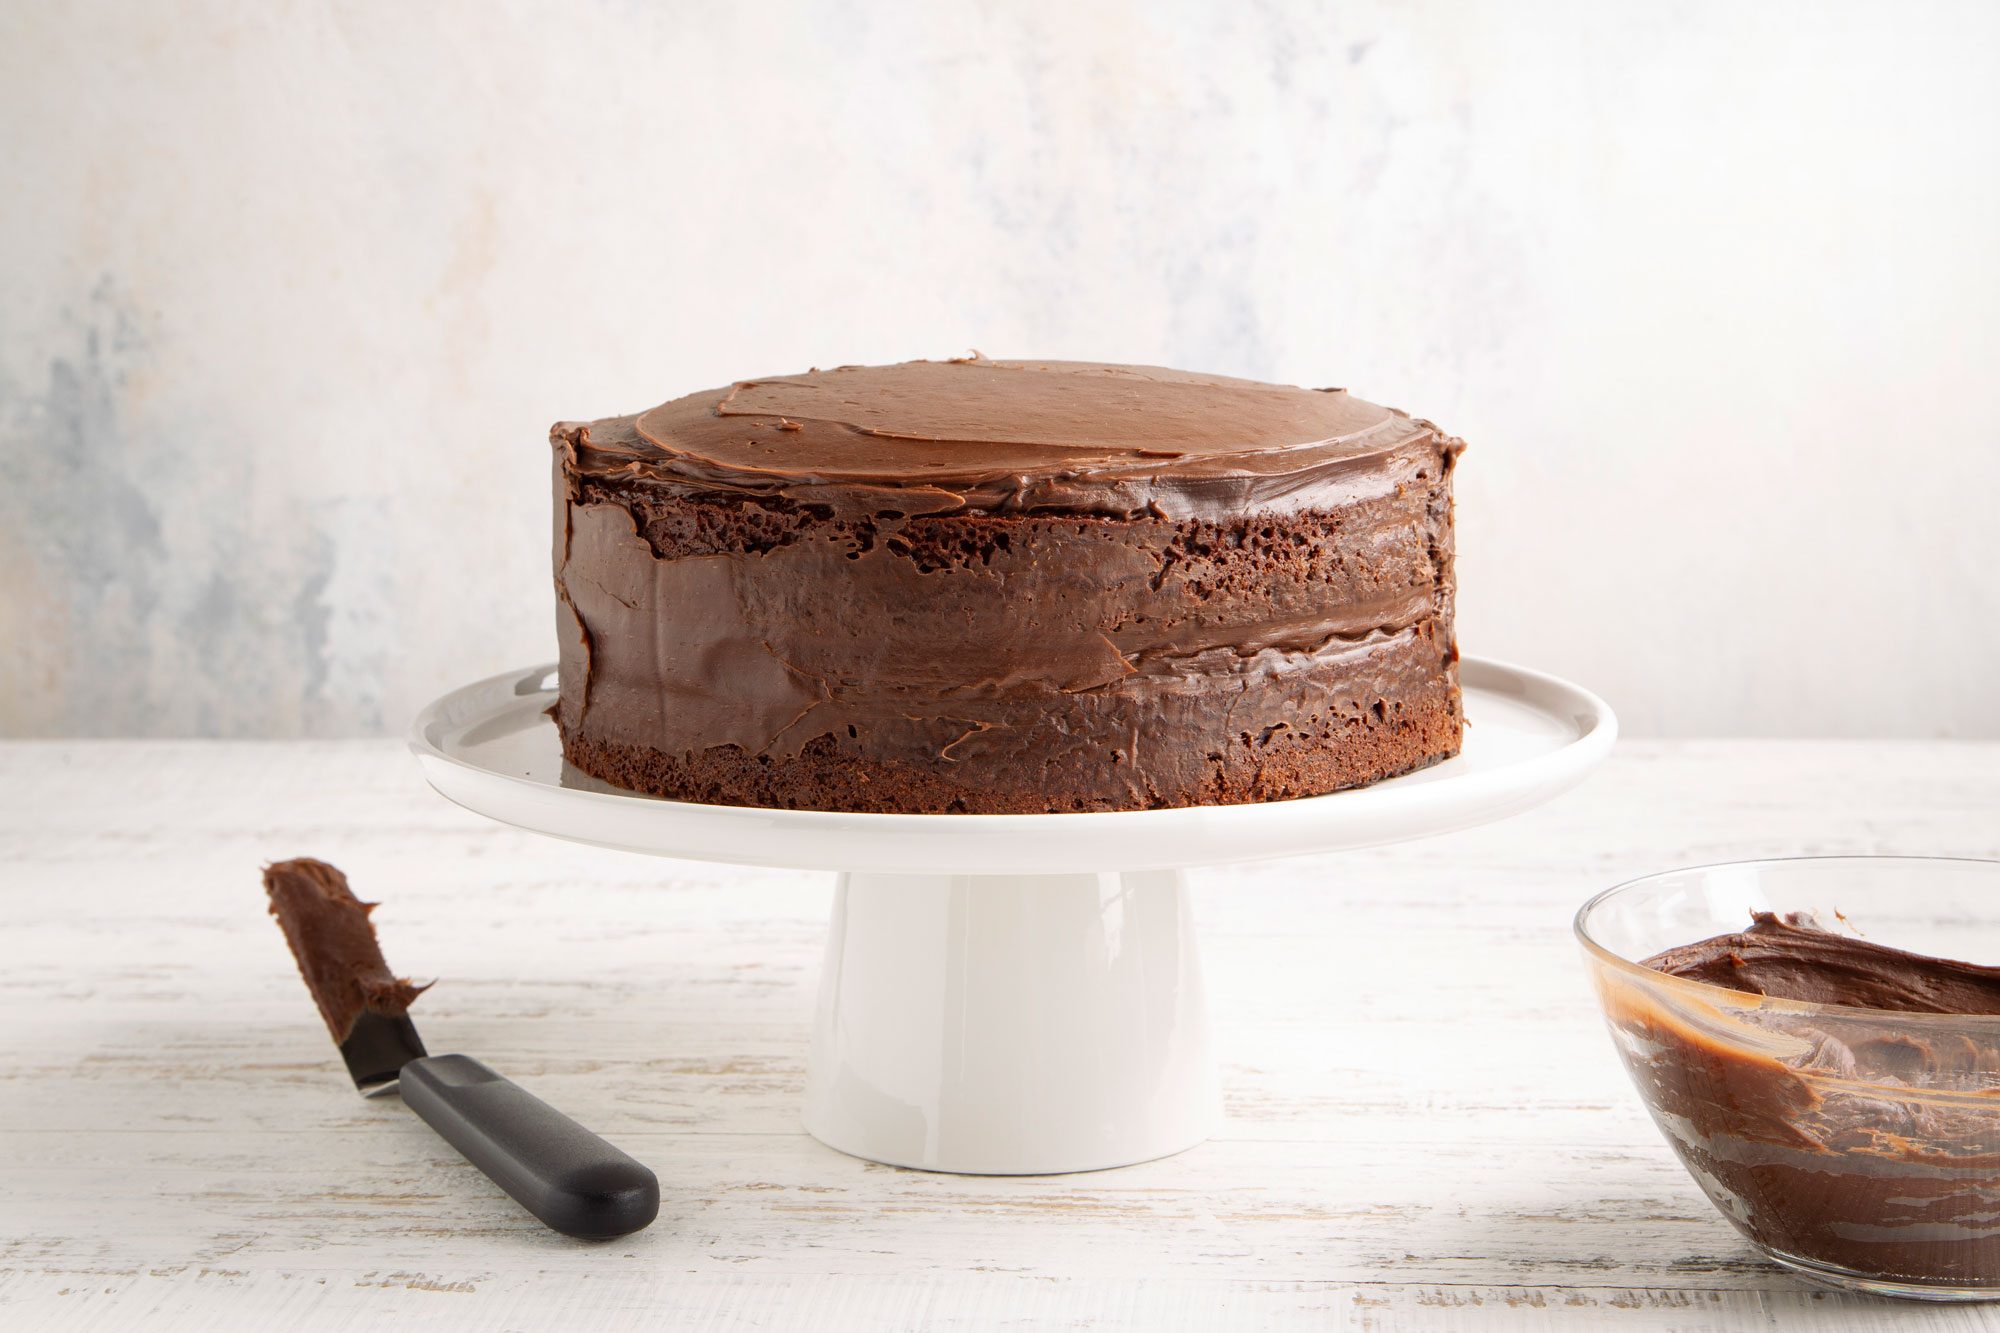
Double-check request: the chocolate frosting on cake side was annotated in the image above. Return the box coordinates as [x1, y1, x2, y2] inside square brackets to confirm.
[550, 358, 1464, 813]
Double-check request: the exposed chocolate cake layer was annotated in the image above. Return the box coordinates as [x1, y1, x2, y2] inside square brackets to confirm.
[551, 358, 1463, 813]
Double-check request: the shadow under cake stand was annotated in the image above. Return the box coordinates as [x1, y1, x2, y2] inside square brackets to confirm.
[411, 657, 1614, 1176]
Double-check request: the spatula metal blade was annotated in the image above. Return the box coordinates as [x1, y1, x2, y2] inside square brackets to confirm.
[340, 1010, 429, 1097]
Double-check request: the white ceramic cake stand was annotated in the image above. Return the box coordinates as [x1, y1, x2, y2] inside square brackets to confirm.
[410, 657, 1613, 1175]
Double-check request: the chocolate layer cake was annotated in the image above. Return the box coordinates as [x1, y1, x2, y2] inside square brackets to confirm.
[550, 358, 1464, 813]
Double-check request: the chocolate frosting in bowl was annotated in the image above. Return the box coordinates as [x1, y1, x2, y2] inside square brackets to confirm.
[1647, 912, 2000, 1014]
[1597, 911, 2000, 1289]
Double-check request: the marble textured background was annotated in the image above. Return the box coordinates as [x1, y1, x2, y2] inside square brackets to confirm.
[3, 0, 1996, 739]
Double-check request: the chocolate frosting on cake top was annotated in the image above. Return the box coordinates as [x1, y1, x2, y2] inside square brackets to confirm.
[563, 358, 1453, 520]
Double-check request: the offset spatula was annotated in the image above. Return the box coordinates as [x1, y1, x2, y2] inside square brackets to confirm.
[264, 858, 658, 1239]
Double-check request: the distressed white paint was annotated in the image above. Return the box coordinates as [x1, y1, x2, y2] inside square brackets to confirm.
[1, 739, 1996, 1329]
[3, 1, 1999, 740]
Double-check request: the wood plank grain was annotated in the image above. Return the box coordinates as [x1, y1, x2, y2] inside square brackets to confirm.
[1, 739, 1996, 1330]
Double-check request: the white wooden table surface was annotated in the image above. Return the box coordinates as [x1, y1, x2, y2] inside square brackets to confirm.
[2, 739, 1997, 1332]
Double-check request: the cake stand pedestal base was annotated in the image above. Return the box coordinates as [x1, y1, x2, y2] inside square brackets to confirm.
[412, 657, 1614, 1177]
[804, 870, 1217, 1175]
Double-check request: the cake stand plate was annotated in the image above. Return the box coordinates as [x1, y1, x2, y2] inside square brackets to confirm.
[411, 657, 1614, 1174]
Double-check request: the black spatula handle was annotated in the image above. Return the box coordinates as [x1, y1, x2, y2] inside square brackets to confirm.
[399, 1054, 658, 1238]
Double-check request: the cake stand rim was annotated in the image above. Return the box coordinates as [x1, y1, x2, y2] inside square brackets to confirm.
[407, 655, 1615, 872]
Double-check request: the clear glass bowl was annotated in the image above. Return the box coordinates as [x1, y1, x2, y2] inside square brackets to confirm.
[1576, 857, 2000, 1301]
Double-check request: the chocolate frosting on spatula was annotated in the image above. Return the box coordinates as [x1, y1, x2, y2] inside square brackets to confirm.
[263, 858, 429, 1042]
